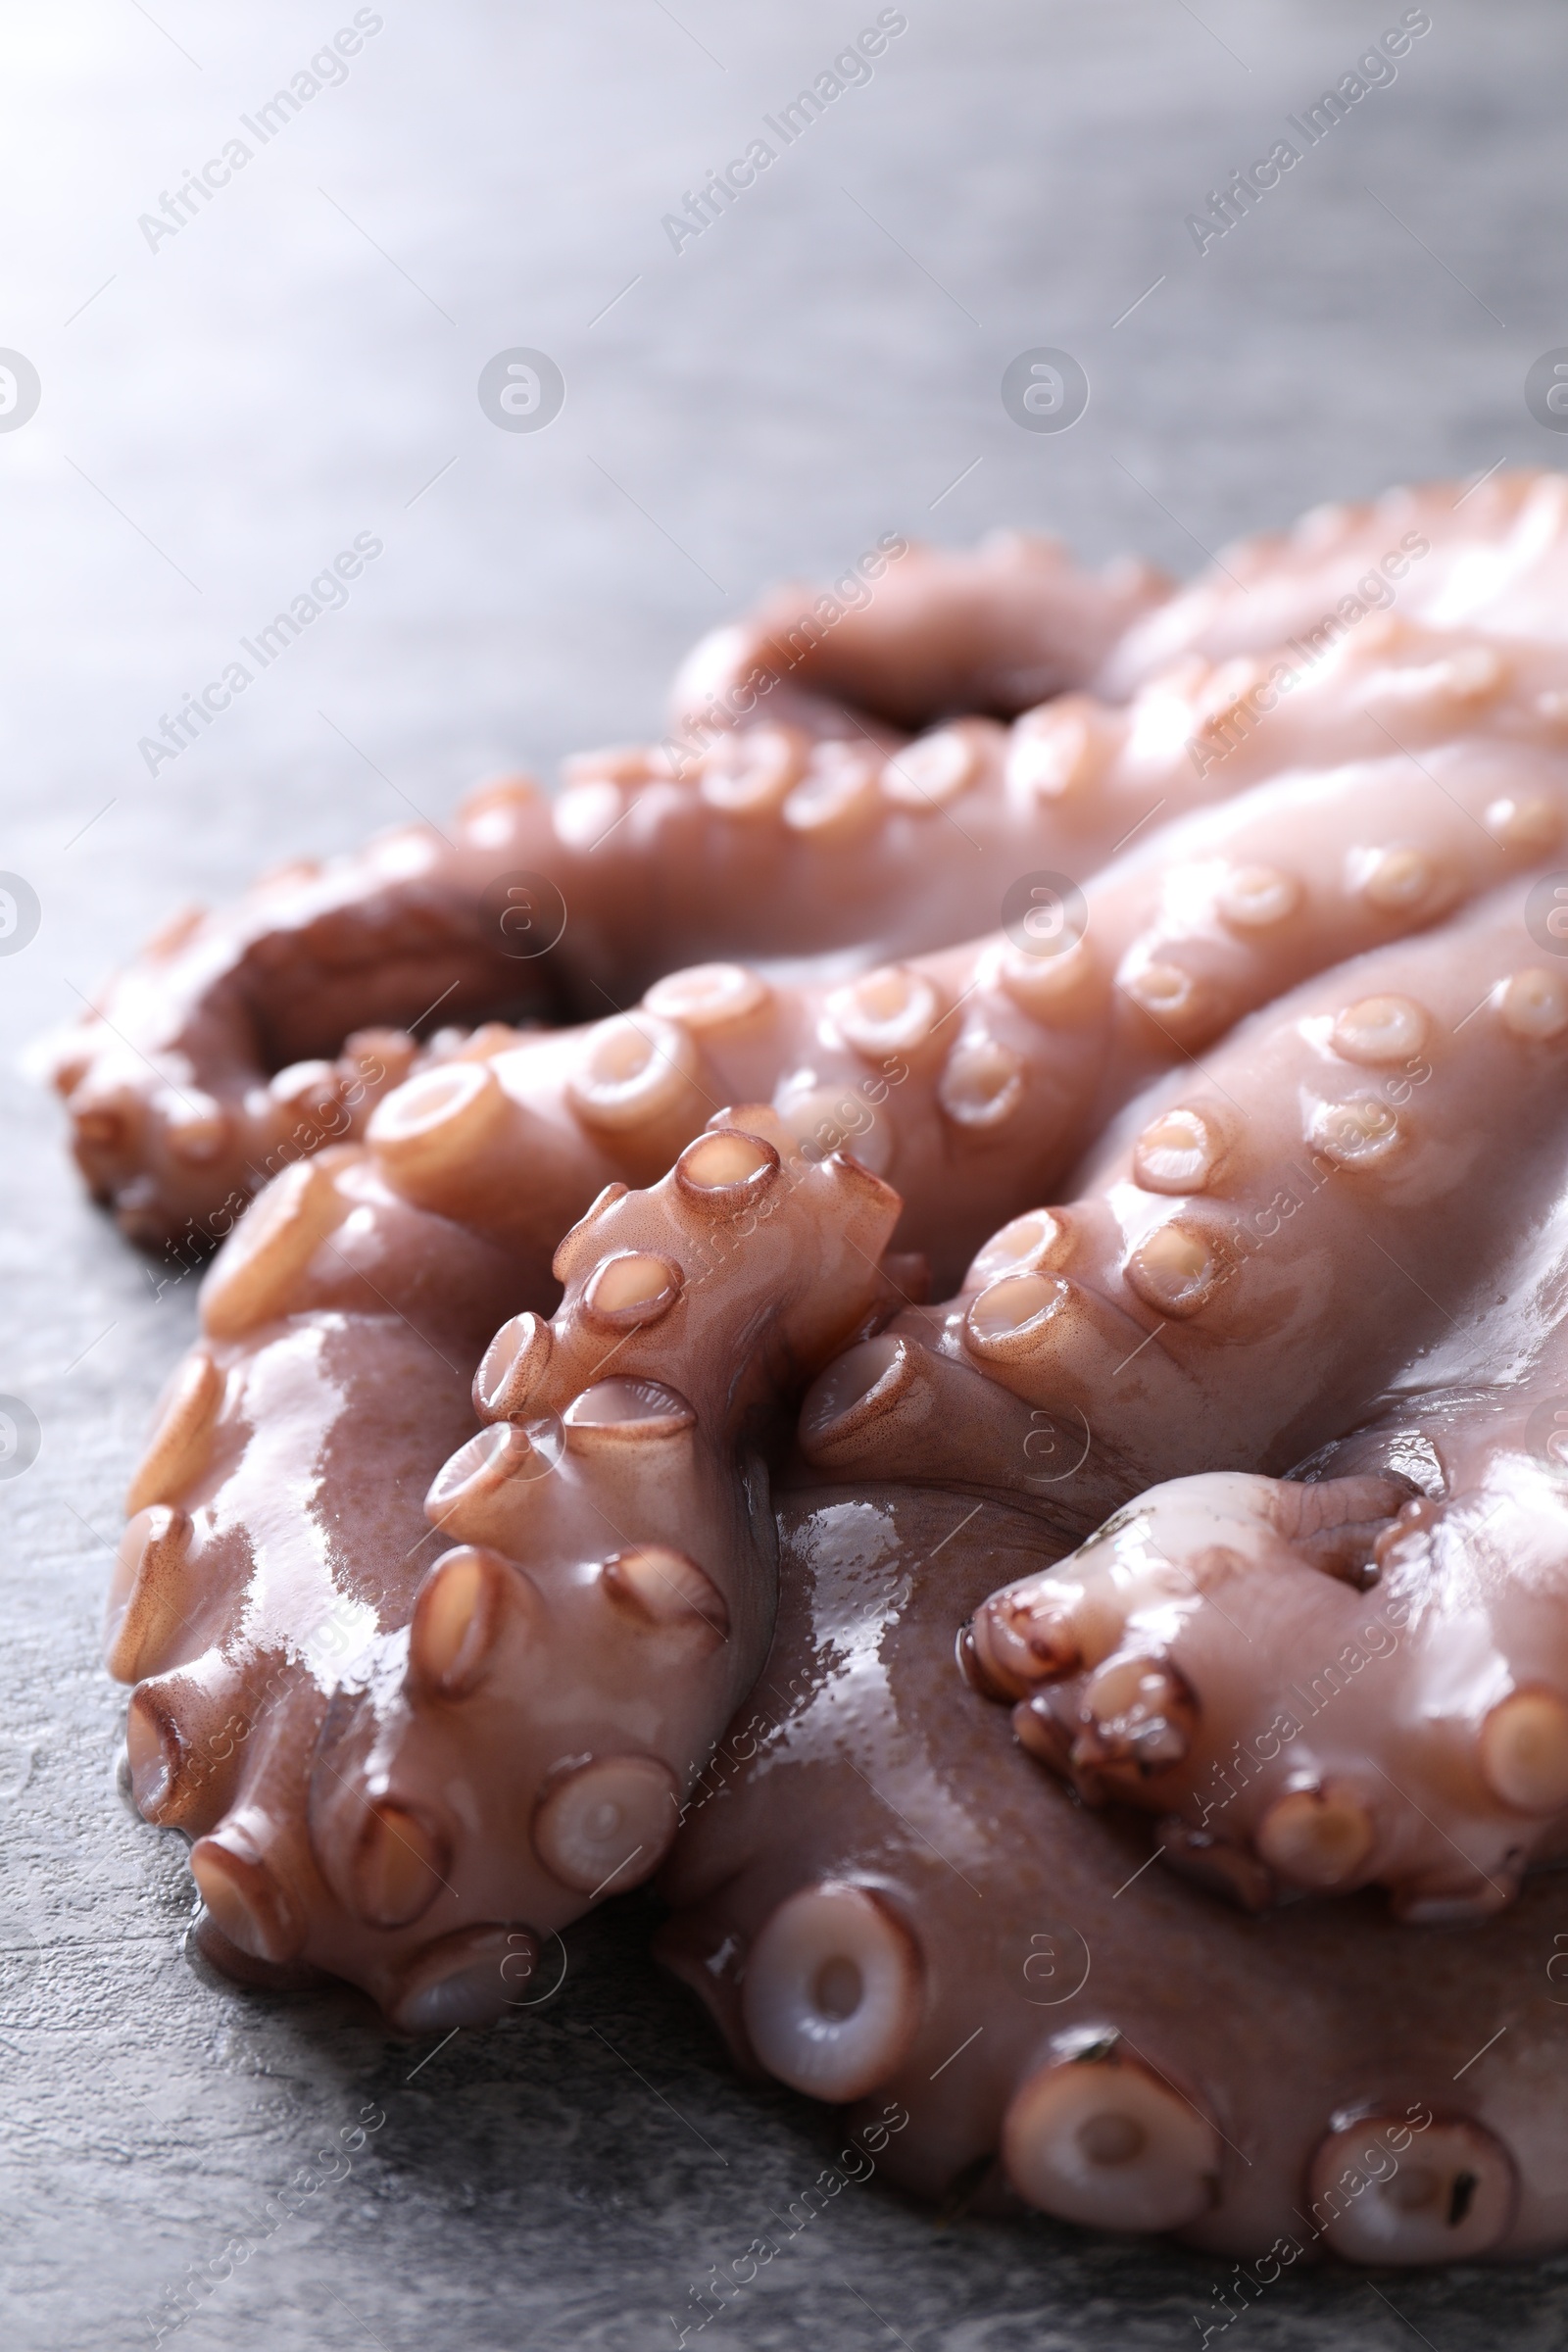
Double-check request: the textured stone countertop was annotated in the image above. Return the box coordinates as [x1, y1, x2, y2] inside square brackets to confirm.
[3, 2, 1567, 2343]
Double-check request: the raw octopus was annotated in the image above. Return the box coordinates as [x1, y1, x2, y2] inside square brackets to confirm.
[70, 470, 1568, 2263]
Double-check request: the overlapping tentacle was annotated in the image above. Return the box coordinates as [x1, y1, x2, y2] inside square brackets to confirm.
[659, 1485, 1568, 2263]
[87, 469, 1568, 2270]
[61, 479, 1568, 1252]
[672, 527, 1170, 733]
[932, 885, 1568, 1916]
[203, 730, 1568, 1306]
[1100, 467, 1568, 695]
[55, 529, 1159, 1250]
[115, 1112, 909, 2022]
[966, 1379, 1568, 1925]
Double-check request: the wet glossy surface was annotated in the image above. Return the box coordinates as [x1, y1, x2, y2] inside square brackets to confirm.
[8, 1, 1568, 2344]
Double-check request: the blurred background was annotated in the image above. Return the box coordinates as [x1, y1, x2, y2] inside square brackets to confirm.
[3, 4, 1567, 2346]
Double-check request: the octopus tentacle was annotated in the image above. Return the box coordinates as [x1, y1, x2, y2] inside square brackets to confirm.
[830, 880, 1568, 1518]
[84, 474, 1568, 2268]
[58, 531, 1164, 1251]
[933, 889, 1568, 1914]
[122, 1111, 908, 2020]
[672, 529, 1172, 735]
[1100, 467, 1568, 696]
[106, 1152, 544, 1987]
[659, 1485, 1566, 2262]
[61, 504, 1568, 1253]
[109, 842, 1568, 1991]
[967, 1374, 1568, 1924]
[282, 739, 1568, 1301]
[45, 686, 1118, 1247]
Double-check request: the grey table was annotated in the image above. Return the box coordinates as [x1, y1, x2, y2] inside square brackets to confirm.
[3, 3, 1566, 2344]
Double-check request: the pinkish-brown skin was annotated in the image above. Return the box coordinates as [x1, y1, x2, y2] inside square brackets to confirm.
[111, 1110, 913, 2022]
[934, 883, 1568, 1922]
[106, 762, 1568, 2009]
[1098, 468, 1568, 697]
[110, 660, 1568, 1308]
[109, 1159, 509, 1994]
[659, 1484, 1568, 2264]
[92, 472, 1568, 2265]
[671, 526, 1170, 735]
[116, 745, 1568, 2015]
[108, 941, 1568, 2255]
[54, 484, 1568, 1253]
[52, 532, 1168, 1251]
[111, 881, 1568, 2264]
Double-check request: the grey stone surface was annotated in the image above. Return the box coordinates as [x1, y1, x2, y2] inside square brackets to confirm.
[3, 1, 1568, 2342]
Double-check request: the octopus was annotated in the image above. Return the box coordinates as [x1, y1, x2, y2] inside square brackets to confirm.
[57, 467, 1568, 2267]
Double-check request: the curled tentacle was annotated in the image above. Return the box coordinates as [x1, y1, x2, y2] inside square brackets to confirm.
[1099, 466, 1568, 695]
[858, 878, 1568, 1511]
[218, 742, 1568, 1302]
[122, 1111, 907, 2020]
[921, 883, 1568, 1916]
[673, 528, 1171, 735]
[61, 485, 1568, 1250]
[659, 1485, 1562, 2263]
[969, 1387, 1568, 1924]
